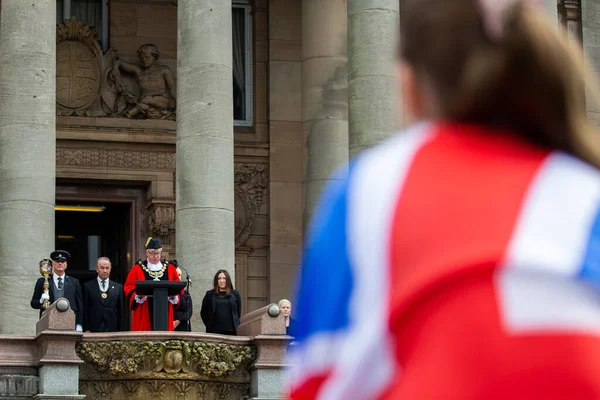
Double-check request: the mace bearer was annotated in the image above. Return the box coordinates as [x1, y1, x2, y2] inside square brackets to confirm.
[39, 258, 52, 310]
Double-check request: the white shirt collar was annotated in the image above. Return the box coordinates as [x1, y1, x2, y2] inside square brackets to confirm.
[97, 276, 110, 292]
[147, 261, 163, 272]
[53, 273, 66, 287]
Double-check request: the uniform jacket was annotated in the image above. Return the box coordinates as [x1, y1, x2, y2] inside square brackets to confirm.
[30, 274, 83, 326]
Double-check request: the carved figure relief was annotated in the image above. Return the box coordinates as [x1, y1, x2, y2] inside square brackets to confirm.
[56, 17, 176, 120]
[110, 44, 177, 120]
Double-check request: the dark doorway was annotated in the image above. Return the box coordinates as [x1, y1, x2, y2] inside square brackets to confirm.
[55, 201, 131, 287]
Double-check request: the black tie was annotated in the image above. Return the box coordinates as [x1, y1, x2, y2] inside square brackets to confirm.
[58, 277, 63, 289]
[101, 280, 106, 290]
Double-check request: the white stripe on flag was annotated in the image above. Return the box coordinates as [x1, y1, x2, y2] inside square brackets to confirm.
[498, 152, 600, 333]
[318, 124, 434, 400]
[498, 269, 600, 333]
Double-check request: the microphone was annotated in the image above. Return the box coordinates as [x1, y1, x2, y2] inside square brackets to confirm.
[173, 260, 192, 288]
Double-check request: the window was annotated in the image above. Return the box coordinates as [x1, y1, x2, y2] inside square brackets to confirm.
[57, 0, 109, 51]
[233, 2, 253, 126]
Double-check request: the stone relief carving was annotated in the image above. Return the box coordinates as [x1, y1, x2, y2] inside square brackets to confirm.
[56, 17, 176, 120]
[56, 17, 107, 117]
[111, 44, 177, 120]
[145, 163, 268, 251]
[80, 381, 249, 400]
[0, 375, 38, 398]
[56, 148, 176, 169]
[148, 204, 176, 247]
[235, 163, 268, 248]
[77, 340, 253, 399]
[77, 340, 254, 377]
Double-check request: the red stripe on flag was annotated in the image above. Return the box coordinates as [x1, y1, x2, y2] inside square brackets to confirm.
[291, 373, 331, 400]
[383, 124, 552, 397]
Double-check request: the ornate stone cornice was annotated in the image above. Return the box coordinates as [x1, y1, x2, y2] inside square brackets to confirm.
[56, 148, 175, 169]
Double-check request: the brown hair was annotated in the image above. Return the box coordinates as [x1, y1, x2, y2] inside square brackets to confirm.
[399, 0, 600, 168]
[212, 269, 234, 296]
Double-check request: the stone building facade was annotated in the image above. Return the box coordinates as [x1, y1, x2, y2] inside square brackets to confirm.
[0, 0, 591, 335]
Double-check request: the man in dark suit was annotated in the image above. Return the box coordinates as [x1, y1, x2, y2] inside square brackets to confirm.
[30, 250, 83, 331]
[83, 257, 124, 332]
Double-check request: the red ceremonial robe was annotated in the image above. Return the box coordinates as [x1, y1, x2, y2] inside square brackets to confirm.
[124, 260, 181, 331]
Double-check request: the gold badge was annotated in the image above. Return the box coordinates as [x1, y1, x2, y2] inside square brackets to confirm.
[101, 293, 108, 299]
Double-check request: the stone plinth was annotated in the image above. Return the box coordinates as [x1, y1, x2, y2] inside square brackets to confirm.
[0, 300, 84, 399]
[36, 299, 76, 335]
[36, 300, 83, 399]
[237, 304, 286, 337]
[238, 305, 290, 400]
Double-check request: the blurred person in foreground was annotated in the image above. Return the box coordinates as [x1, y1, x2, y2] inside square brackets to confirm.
[289, 0, 600, 399]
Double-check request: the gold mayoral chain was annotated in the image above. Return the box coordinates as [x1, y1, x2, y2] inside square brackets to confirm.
[142, 262, 167, 281]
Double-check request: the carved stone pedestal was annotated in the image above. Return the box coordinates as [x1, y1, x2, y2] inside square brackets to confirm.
[77, 334, 255, 400]
[238, 305, 291, 400]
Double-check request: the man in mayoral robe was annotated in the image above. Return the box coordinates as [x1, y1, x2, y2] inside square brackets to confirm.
[124, 238, 180, 331]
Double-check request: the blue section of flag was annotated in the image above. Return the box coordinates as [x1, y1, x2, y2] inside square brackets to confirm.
[578, 203, 600, 288]
[293, 165, 355, 343]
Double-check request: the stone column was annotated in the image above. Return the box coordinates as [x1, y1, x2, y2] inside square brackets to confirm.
[544, 0, 559, 27]
[581, 0, 600, 125]
[0, 0, 56, 335]
[302, 0, 349, 226]
[558, 0, 582, 43]
[177, 0, 234, 331]
[347, 0, 400, 158]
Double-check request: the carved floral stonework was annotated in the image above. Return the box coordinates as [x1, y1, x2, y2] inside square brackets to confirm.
[56, 148, 176, 169]
[235, 163, 268, 248]
[77, 340, 254, 400]
[77, 340, 254, 377]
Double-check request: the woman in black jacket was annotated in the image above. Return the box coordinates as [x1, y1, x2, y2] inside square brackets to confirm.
[200, 269, 241, 335]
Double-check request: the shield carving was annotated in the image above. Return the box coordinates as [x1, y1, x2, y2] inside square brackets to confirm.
[56, 41, 100, 110]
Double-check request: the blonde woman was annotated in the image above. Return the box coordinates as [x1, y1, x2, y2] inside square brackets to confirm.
[278, 299, 295, 337]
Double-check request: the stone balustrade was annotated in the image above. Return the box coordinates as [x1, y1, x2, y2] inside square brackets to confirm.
[0, 301, 291, 400]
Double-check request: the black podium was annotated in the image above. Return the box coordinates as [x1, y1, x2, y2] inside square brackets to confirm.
[136, 281, 186, 331]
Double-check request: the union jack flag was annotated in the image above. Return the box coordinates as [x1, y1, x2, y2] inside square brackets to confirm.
[289, 123, 600, 399]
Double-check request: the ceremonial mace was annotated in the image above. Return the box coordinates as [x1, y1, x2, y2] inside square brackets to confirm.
[39, 258, 52, 310]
